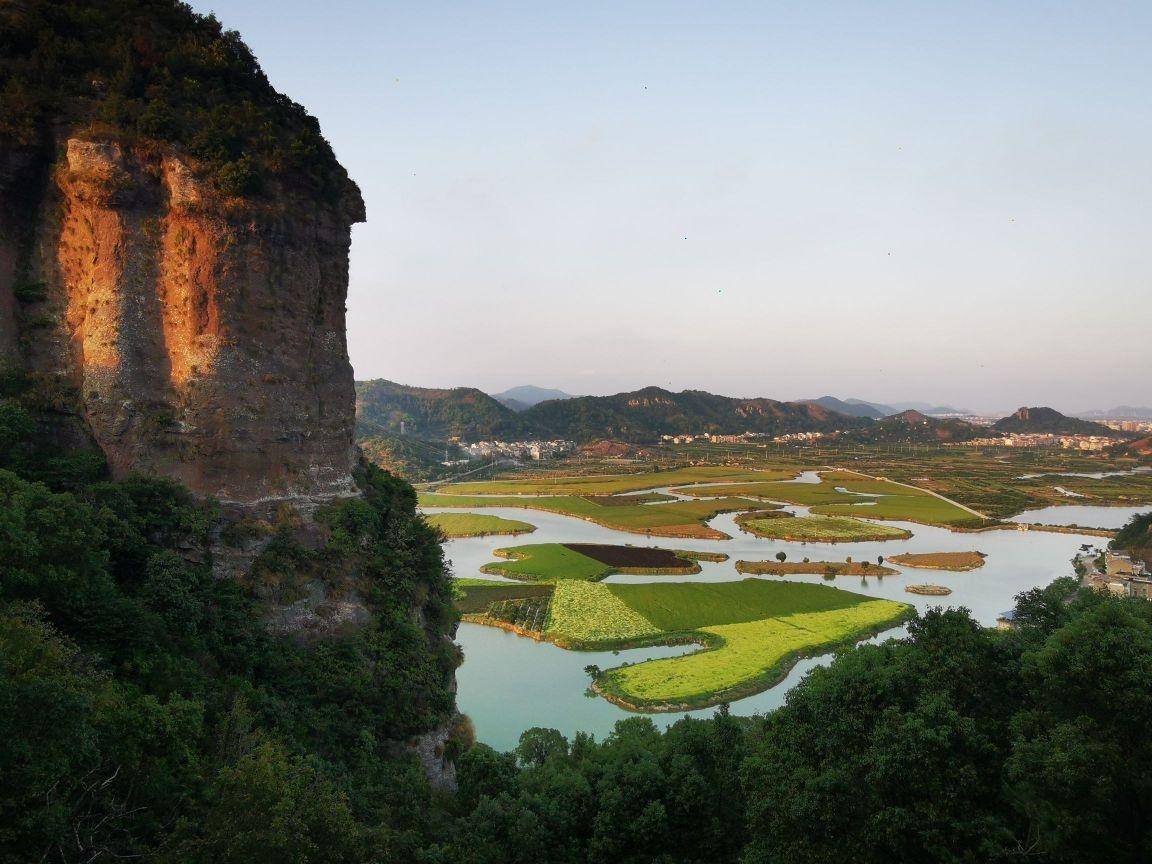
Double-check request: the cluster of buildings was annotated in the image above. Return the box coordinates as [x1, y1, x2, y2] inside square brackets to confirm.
[1075, 546, 1152, 599]
[1101, 420, 1152, 434]
[772, 430, 830, 444]
[659, 430, 838, 445]
[956, 433, 1115, 451]
[999, 545, 1151, 629]
[660, 432, 769, 445]
[460, 439, 574, 461]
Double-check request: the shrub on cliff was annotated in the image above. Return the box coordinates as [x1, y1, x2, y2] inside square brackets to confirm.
[0, 0, 357, 202]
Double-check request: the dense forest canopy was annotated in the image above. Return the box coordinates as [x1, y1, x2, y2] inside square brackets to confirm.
[0, 0, 356, 199]
[5, 359, 1152, 861]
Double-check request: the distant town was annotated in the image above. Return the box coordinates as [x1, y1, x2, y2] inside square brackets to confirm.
[452, 439, 575, 463]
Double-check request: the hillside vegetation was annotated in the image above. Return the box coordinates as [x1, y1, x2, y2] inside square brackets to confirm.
[993, 406, 1126, 438]
[356, 379, 529, 441]
[1, 0, 356, 199]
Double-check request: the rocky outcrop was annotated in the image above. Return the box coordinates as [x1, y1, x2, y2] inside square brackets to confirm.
[1, 134, 365, 504]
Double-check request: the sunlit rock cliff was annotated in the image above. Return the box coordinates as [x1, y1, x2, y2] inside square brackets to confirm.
[1, 131, 364, 503]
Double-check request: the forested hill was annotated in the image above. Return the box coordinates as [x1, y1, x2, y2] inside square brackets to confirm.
[355, 380, 872, 443]
[1113, 511, 1152, 568]
[355, 379, 532, 440]
[993, 406, 1127, 438]
[0, 0, 357, 200]
[843, 409, 982, 443]
[518, 386, 871, 441]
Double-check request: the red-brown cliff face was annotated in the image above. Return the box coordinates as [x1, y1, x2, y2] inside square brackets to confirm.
[1, 134, 365, 503]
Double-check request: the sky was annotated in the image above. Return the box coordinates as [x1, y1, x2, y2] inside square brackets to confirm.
[192, 1, 1152, 414]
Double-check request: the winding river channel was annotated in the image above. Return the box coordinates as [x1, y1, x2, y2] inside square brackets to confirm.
[427, 486, 1150, 751]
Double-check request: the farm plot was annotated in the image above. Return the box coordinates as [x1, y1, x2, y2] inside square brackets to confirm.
[419, 492, 763, 539]
[737, 513, 912, 543]
[736, 560, 899, 577]
[575, 580, 913, 709]
[454, 580, 555, 634]
[887, 551, 987, 571]
[672, 470, 980, 528]
[479, 543, 702, 581]
[425, 512, 535, 538]
[547, 581, 662, 645]
[598, 600, 911, 709]
[437, 466, 798, 496]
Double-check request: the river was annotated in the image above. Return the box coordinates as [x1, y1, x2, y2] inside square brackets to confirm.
[430, 496, 1144, 751]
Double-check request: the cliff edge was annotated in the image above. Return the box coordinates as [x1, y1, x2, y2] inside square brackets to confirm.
[0, 0, 365, 504]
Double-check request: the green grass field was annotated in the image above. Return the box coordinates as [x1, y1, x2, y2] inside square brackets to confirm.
[425, 512, 536, 538]
[474, 575, 915, 710]
[599, 600, 910, 708]
[603, 579, 865, 630]
[479, 543, 702, 581]
[737, 513, 912, 542]
[419, 492, 764, 538]
[671, 469, 980, 527]
[547, 581, 663, 644]
[481, 544, 614, 581]
[437, 466, 798, 497]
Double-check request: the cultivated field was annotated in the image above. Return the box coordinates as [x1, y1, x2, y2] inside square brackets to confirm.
[599, 602, 909, 708]
[420, 492, 764, 538]
[887, 551, 987, 571]
[735, 560, 900, 577]
[547, 581, 663, 644]
[478, 542, 703, 581]
[425, 512, 536, 538]
[674, 469, 981, 527]
[436, 466, 797, 496]
[737, 513, 912, 543]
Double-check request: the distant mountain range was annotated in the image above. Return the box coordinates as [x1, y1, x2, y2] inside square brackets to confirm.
[491, 385, 575, 411]
[803, 396, 975, 419]
[992, 407, 1127, 438]
[355, 381, 1139, 448]
[1076, 406, 1152, 421]
[356, 381, 871, 443]
[524, 387, 872, 442]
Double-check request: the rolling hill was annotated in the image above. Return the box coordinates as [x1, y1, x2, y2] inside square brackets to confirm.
[864, 409, 982, 443]
[800, 396, 888, 419]
[492, 385, 575, 410]
[992, 407, 1128, 438]
[522, 386, 871, 442]
[355, 381, 873, 444]
[355, 379, 530, 441]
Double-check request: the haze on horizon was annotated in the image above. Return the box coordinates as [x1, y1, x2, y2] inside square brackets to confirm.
[193, 1, 1152, 415]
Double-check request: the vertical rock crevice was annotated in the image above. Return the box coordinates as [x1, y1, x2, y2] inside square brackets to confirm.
[2, 133, 365, 505]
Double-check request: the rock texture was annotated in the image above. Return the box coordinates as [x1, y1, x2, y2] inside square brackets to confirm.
[1, 134, 365, 503]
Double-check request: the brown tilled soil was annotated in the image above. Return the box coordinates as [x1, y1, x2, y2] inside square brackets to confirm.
[888, 551, 987, 571]
[562, 544, 694, 569]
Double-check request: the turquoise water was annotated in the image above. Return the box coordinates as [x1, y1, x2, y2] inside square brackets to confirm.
[435, 500, 1128, 750]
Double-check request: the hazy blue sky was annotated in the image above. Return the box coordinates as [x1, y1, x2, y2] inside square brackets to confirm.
[194, 1, 1151, 413]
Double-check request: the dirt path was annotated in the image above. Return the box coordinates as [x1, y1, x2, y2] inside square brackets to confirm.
[830, 466, 990, 521]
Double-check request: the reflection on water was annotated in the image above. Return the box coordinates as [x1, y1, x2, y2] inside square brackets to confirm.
[434, 498, 1128, 749]
[1009, 503, 1151, 529]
